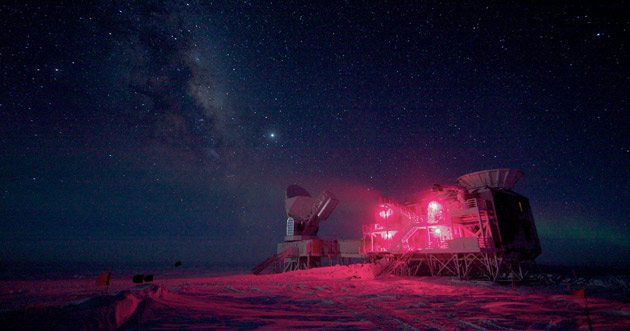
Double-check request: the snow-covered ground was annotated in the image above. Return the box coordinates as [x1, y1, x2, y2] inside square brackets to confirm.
[1, 264, 629, 330]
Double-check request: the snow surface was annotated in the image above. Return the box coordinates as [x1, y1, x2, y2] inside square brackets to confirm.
[1, 264, 629, 330]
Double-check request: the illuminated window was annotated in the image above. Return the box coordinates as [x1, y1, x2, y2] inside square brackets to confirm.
[427, 201, 443, 223]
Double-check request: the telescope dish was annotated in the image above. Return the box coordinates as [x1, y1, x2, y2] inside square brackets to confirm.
[457, 169, 524, 190]
[286, 184, 311, 199]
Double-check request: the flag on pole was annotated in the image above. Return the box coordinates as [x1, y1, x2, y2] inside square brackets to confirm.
[572, 288, 586, 300]
[96, 272, 111, 286]
[571, 287, 593, 331]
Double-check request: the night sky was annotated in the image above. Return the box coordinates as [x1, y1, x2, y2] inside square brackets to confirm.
[1, 2, 629, 269]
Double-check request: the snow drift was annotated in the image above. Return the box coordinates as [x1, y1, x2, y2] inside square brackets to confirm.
[1, 285, 166, 329]
[1, 264, 630, 330]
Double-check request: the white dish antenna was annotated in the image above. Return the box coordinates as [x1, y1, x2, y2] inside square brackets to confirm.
[457, 169, 524, 190]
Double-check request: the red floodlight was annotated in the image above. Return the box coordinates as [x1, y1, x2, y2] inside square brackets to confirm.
[427, 201, 443, 224]
[378, 208, 393, 220]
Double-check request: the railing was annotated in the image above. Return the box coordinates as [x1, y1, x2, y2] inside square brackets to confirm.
[463, 198, 478, 209]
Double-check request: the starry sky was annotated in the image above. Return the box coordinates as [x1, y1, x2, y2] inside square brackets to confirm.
[1, 1, 629, 269]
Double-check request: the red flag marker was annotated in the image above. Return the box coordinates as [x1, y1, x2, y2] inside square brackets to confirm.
[571, 288, 585, 300]
[572, 287, 593, 331]
[96, 268, 112, 294]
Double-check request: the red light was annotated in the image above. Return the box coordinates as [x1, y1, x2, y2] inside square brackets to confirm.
[427, 201, 443, 224]
[379, 231, 397, 239]
[379, 208, 393, 219]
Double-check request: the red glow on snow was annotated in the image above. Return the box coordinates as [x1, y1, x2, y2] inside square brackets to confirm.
[4, 265, 630, 330]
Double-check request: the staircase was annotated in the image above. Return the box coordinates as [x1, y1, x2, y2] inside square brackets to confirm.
[382, 201, 420, 223]
[376, 250, 415, 278]
[388, 221, 420, 252]
[251, 247, 294, 275]
[381, 201, 422, 253]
